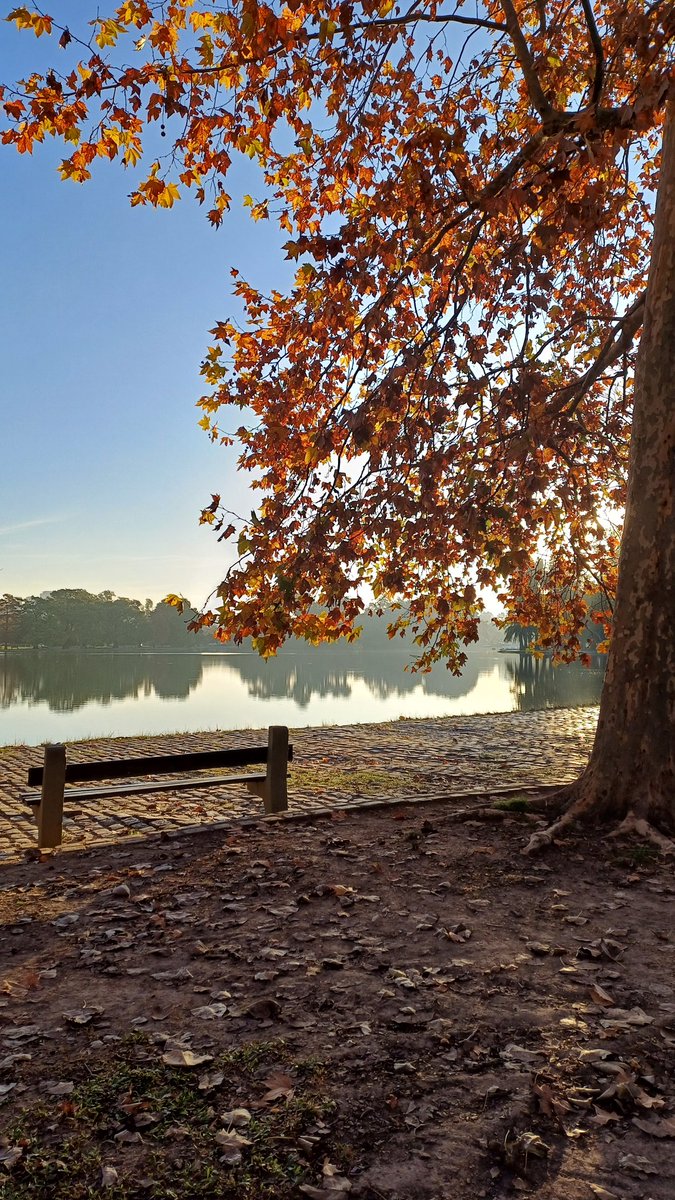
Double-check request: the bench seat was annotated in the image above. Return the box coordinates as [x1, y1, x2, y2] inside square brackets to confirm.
[21, 771, 267, 805]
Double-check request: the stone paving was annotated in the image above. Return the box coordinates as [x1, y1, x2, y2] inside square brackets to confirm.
[0, 707, 598, 862]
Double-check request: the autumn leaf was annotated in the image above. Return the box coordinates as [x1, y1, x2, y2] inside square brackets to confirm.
[214, 1128, 252, 1164]
[161, 1046, 214, 1068]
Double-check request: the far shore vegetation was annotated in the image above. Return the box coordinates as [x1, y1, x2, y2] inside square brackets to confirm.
[0, 589, 608, 657]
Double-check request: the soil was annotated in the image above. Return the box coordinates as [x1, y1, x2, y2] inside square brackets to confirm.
[0, 798, 673, 1199]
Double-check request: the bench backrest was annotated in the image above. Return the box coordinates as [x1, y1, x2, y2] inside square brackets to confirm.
[27, 743, 293, 787]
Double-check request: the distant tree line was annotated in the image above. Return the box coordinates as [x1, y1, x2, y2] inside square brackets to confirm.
[0, 589, 507, 656]
[0, 588, 608, 656]
[0, 589, 212, 650]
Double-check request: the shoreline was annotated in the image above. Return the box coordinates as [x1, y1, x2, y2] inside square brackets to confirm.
[1, 701, 600, 754]
[0, 707, 598, 862]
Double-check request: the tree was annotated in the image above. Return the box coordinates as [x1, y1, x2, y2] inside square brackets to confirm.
[2, 2, 673, 840]
[0, 593, 24, 650]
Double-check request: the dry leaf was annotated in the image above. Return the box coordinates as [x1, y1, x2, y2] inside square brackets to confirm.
[197, 1070, 225, 1092]
[151, 967, 193, 982]
[63, 1006, 103, 1025]
[0, 1145, 24, 1170]
[192, 1004, 229, 1020]
[516, 1131, 549, 1159]
[215, 1129, 252, 1164]
[44, 1081, 75, 1096]
[600, 1007, 653, 1029]
[632, 1115, 675, 1138]
[161, 1047, 214, 1068]
[525, 941, 551, 956]
[221, 1108, 252, 1127]
[500, 1044, 544, 1064]
[242, 997, 282, 1021]
[589, 983, 615, 1006]
[261, 1070, 294, 1102]
[299, 1160, 352, 1196]
[100, 1165, 119, 1187]
[618, 1153, 658, 1176]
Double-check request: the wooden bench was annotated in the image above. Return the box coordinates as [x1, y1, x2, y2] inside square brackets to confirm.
[22, 726, 292, 849]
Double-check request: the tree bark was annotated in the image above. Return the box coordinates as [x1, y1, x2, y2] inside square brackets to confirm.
[568, 96, 675, 831]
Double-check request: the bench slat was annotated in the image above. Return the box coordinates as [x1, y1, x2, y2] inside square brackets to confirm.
[22, 771, 269, 806]
[27, 744, 293, 787]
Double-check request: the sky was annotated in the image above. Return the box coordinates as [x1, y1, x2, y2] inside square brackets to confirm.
[0, 19, 294, 608]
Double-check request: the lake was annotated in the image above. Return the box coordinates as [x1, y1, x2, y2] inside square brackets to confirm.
[0, 646, 605, 746]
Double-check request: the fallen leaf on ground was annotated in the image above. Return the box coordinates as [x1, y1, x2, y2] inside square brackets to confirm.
[63, 1006, 103, 1025]
[221, 1108, 252, 1127]
[618, 1153, 658, 1175]
[241, 997, 282, 1021]
[599, 1007, 653, 1028]
[161, 1047, 214, 1068]
[192, 1004, 229, 1020]
[260, 1070, 295, 1103]
[151, 967, 193, 982]
[525, 940, 551, 955]
[589, 983, 615, 1006]
[0, 1145, 24, 1170]
[632, 1115, 675, 1138]
[577, 939, 624, 962]
[44, 1081, 75, 1096]
[299, 1159, 352, 1196]
[197, 1070, 224, 1092]
[214, 1129, 252, 1164]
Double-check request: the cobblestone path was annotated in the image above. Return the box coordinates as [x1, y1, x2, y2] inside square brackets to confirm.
[0, 707, 598, 861]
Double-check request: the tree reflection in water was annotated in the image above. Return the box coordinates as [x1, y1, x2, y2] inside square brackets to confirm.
[0, 647, 605, 716]
[0, 651, 204, 711]
[504, 652, 606, 711]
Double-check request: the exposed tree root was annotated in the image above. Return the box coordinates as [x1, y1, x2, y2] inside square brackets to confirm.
[608, 813, 675, 855]
[522, 807, 579, 855]
[523, 804, 675, 856]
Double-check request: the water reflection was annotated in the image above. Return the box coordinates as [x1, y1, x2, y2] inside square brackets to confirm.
[503, 652, 606, 711]
[0, 651, 204, 710]
[0, 646, 605, 718]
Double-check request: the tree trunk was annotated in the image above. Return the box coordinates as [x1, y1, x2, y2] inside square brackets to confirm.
[569, 96, 675, 832]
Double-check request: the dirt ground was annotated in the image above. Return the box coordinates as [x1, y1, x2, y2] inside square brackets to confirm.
[0, 798, 673, 1200]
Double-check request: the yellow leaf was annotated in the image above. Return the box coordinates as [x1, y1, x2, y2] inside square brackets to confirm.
[158, 181, 180, 207]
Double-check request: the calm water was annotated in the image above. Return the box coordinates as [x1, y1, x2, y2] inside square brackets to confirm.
[0, 647, 605, 746]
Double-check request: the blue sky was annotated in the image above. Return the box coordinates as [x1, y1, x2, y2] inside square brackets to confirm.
[0, 20, 293, 607]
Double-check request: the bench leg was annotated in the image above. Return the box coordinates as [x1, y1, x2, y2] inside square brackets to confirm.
[264, 725, 289, 814]
[37, 743, 66, 849]
[247, 726, 289, 814]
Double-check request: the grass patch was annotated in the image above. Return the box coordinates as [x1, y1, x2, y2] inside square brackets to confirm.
[289, 764, 415, 795]
[492, 795, 531, 813]
[3, 1038, 338, 1199]
[611, 841, 660, 869]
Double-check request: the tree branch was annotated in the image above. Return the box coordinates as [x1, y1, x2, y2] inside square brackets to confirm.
[347, 10, 507, 35]
[579, 0, 605, 106]
[554, 291, 646, 414]
[498, 0, 555, 120]
[179, 6, 506, 76]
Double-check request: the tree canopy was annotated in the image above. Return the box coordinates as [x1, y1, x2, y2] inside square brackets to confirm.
[2, 2, 672, 670]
